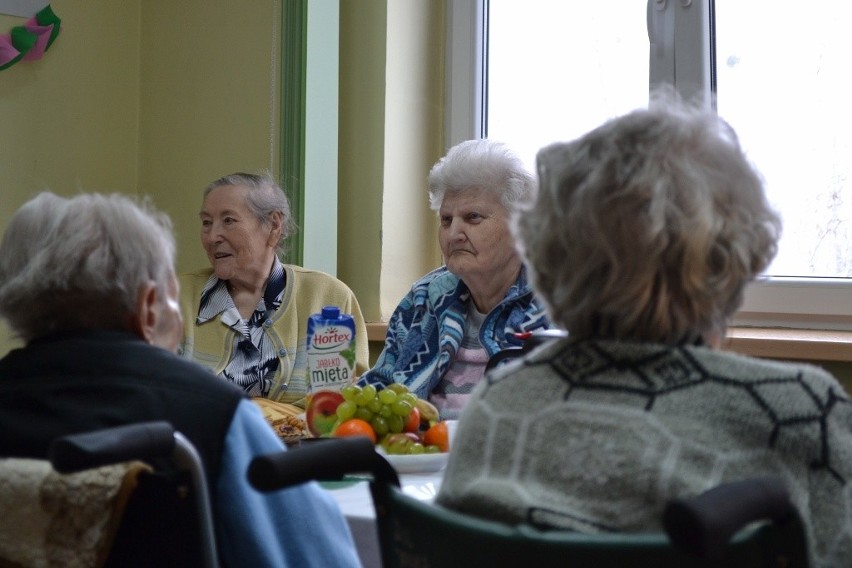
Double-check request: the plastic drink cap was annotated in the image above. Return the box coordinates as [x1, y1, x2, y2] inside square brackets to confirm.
[321, 306, 341, 319]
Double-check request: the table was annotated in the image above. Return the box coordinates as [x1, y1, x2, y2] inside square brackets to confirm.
[323, 471, 444, 568]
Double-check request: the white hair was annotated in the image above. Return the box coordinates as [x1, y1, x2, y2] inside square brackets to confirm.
[0, 192, 177, 341]
[428, 139, 534, 212]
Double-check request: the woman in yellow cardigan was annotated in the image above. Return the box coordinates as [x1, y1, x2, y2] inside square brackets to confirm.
[179, 172, 368, 406]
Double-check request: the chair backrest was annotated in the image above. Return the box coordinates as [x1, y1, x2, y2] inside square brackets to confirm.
[0, 421, 220, 568]
[249, 437, 810, 568]
[371, 477, 809, 568]
[0, 458, 148, 568]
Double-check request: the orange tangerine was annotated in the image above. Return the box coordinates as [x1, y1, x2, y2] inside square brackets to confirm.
[333, 418, 377, 444]
[423, 421, 449, 452]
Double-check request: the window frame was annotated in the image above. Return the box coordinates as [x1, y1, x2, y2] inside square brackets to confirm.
[449, 0, 852, 332]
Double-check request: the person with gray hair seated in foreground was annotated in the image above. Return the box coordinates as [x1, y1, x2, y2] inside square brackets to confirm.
[0, 192, 361, 567]
[437, 99, 852, 566]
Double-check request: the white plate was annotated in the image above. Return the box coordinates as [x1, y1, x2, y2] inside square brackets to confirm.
[376, 448, 449, 474]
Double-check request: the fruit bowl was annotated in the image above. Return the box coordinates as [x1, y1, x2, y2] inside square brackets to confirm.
[376, 447, 449, 474]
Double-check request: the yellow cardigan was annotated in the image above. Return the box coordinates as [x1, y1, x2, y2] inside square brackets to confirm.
[178, 265, 369, 406]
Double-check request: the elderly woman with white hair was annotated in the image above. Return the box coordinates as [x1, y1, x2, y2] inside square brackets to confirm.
[179, 172, 369, 405]
[359, 139, 551, 419]
[437, 101, 852, 567]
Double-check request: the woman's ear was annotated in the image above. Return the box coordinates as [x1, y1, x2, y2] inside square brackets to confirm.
[267, 211, 284, 247]
[129, 281, 158, 344]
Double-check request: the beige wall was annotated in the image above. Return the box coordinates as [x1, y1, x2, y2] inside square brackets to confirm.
[0, 0, 280, 356]
[0, 1, 142, 355]
[338, 0, 444, 322]
[338, 0, 387, 322]
[0, 3, 141, 217]
[338, 0, 444, 321]
[381, 1, 445, 316]
[139, 0, 280, 275]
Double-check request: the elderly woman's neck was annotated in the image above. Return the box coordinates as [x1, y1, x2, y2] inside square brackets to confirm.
[465, 260, 522, 314]
[226, 256, 277, 319]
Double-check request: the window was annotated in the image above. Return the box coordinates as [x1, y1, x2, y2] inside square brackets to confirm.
[450, 0, 852, 330]
[486, 1, 648, 167]
[713, 0, 852, 329]
[716, 0, 852, 280]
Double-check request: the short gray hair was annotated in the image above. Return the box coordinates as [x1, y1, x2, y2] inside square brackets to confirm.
[204, 172, 297, 257]
[516, 99, 781, 344]
[428, 139, 534, 212]
[0, 192, 177, 342]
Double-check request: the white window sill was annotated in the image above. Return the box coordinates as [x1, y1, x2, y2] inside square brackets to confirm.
[367, 322, 852, 364]
[724, 327, 852, 363]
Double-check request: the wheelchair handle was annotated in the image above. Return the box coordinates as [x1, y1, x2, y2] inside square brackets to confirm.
[49, 421, 176, 474]
[663, 475, 797, 559]
[249, 436, 399, 491]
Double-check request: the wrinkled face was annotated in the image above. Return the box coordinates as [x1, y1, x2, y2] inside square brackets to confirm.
[151, 273, 183, 353]
[438, 188, 517, 282]
[200, 185, 276, 282]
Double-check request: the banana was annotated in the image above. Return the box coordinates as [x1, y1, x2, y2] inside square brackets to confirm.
[415, 398, 440, 426]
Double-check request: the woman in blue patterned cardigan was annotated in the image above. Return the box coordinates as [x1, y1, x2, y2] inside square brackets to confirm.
[359, 140, 551, 419]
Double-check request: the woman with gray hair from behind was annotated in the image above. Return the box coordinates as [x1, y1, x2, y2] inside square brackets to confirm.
[0, 192, 362, 566]
[359, 139, 551, 419]
[0, 192, 181, 348]
[437, 100, 852, 566]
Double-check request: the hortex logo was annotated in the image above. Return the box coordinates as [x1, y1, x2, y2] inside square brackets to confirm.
[311, 326, 351, 350]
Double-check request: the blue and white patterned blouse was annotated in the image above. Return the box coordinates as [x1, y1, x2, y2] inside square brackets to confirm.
[196, 259, 286, 396]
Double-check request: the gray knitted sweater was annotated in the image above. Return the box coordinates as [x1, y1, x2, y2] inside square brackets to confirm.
[437, 338, 852, 567]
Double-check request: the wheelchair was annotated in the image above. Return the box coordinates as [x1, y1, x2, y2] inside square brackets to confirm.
[0, 422, 218, 568]
[248, 436, 810, 568]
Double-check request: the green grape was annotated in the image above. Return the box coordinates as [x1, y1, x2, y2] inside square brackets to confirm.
[386, 383, 409, 395]
[341, 384, 361, 402]
[409, 442, 425, 455]
[391, 399, 413, 417]
[355, 386, 375, 407]
[400, 393, 418, 407]
[354, 407, 374, 422]
[378, 389, 398, 405]
[424, 445, 441, 454]
[388, 439, 411, 455]
[367, 397, 383, 413]
[335, 400, 357, 421]
[387, 414, 404, 433]
[379, 404, 393, 418]
[371, 415, 390, 436]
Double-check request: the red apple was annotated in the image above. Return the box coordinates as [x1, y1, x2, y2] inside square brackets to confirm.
[306, 390, 345, 436]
